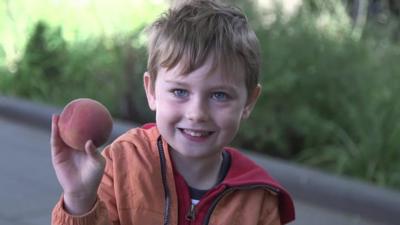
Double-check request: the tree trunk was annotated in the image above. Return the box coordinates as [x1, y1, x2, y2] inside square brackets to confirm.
[350, 0, 368, 39]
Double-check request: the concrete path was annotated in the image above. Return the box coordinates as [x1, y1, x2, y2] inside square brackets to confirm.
[0, 115, 388, 225]
[0, 116, 60, 225]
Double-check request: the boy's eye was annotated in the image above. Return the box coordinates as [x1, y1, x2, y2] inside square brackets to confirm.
[211, 92, 229, 101]
[171, 89, 189, 97]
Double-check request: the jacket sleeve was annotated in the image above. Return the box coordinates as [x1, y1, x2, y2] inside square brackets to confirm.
[259, 192, 281, 225]
[51, 145, 119, 225]
[51, 196, 112, 225]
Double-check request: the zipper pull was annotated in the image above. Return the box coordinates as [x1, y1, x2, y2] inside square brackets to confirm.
[186, 203, 196, 221]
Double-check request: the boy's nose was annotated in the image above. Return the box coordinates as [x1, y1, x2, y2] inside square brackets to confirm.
[185, 98, 209, 122]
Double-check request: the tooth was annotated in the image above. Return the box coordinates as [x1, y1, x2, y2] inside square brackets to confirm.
[184, 129, 206, 137]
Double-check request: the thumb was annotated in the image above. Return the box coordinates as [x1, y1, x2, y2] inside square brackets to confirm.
[85, 140, 106, 166]
[85, 140, 105, 168]
[85, 140, 100, 159]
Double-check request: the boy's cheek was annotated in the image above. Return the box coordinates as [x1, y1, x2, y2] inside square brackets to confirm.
[156, 101, 181, 117]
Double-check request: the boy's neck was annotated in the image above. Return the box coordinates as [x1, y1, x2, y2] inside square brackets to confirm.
[170, 149, 223, 190]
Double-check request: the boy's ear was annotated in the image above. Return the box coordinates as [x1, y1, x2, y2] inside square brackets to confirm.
[143, 72, 156, 111]
[242, 84, 262, 120]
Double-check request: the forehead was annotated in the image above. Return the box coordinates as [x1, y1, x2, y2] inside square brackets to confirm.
[159, 57, 246, 85]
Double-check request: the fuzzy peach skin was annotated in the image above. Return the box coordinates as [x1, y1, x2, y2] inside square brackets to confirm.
[58, 98, 113, 151]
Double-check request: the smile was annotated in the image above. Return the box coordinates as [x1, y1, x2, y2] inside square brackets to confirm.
[178, 128, 214, 137]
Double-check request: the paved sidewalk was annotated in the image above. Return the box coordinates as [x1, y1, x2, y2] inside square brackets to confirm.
[0, 115, 388, 225]
[0, 116, 60, 225]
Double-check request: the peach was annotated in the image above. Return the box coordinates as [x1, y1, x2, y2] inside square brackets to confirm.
[58, 98, 113, 151]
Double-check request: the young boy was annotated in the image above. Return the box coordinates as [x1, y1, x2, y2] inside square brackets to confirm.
[51, 0, 295, 224]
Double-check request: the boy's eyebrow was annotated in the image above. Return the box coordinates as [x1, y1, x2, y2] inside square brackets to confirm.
[164, 80, 186, 85]
[164, 79, 239, 92]
[209, 85, 237, 92]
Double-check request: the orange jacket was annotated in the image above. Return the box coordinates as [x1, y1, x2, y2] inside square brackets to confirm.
[52, 125, 295, 225]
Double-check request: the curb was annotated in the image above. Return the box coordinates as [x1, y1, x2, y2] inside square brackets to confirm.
[1, 95, 399, 224]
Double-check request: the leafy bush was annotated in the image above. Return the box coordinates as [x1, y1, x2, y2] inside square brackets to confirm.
[2, 21, 152, 122]
[11, 21, 67, 100]
[236, 3, 400, 189]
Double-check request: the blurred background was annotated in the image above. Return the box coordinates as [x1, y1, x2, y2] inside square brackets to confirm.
[0, 0, 400, 224]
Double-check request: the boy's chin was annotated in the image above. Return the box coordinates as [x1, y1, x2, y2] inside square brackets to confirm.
[169, 145, 222, 160]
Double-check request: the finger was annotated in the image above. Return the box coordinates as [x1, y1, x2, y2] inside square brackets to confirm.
[51, 114, 62, 149]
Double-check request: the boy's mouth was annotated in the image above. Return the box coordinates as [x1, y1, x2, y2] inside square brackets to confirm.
[178, 128, 214, 137]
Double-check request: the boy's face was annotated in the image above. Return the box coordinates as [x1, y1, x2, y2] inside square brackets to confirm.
[144, 58, 260, 159]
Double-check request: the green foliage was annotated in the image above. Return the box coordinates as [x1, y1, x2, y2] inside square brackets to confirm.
[2, 20, 152, 122]
[12, 21, 67, 99]
[0, 0, 166, 65]
[236, 3, 400, 189]
[0, 66, 12, 93]
[0, 0, 164, 121]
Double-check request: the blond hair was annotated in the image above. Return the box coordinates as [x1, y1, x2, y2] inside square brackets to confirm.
[146, 0, 261, 95]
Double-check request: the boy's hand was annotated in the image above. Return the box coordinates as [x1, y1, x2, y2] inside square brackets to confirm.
[51, 115, 106, 215]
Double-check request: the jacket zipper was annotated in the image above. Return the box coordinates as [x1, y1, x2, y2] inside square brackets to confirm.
[157, 137, 171, 225]
[186, 203, 196, 222]
[157, 137, 281, 225]
[202, 184, 280, 225]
